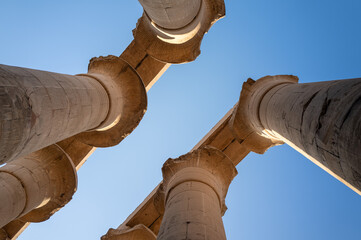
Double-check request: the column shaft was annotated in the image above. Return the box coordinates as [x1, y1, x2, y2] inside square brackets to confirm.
[0, 64, 109, 163]
[0, 161, 50, 228]
[138, 0, 202, 29]
[0, 145, 77, 227]
[232, 75, 361, 194]
[260, 78, 361, 192]
[134, 0, 225, 63]
[158, 180, 226, 240]
[157, 147, 237, 240]
[0, 172, 26, 228]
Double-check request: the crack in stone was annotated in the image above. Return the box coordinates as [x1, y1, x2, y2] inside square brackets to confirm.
[135, 54, 148, 70]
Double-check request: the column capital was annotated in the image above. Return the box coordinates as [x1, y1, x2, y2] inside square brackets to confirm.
[75, 56, 147, 147]
[230, 75, 298, 154]
[101, 225, 156, 240]
[133, 0, 225, 63]
[161, 146, 237, 214]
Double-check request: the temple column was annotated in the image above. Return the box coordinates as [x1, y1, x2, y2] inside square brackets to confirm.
[0, 64, 108, 163]
[135, 0, 225, 63]
[156, 146, 237, 240]
[230, 75, 361, 194]
[138, 0, 202, 29]
[0, 57, 147, 164]
[0, 145, 76, 228]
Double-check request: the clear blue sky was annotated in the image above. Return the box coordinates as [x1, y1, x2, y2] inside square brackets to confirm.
[1, 1, 361, 239]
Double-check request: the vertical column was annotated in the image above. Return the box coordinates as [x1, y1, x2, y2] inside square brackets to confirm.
[138, 0, 202, 29]
[0, 64, 109, 164]
[0, 145, 76, 228]
[0, 55, 148, 163]
[135, 0, 225, 63]
[0, 172, 26, 228]
[231, 75, 361, 194]
[157, 146, 237, 240]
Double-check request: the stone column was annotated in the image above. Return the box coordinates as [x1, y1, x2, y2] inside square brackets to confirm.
[0, 64, 108, 163]
[138, 0, 202, 29]
[0, 56, 147, 164]
[135, 0, 225, 63]
[156, 146, 237, 240]
[0, 144, 76, 228]
[231, 75, 361, 194]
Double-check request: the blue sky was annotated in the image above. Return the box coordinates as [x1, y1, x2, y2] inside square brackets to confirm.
[1, 0, 361, 239]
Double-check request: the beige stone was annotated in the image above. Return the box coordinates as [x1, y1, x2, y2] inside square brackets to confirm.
[120, 40, 170, 91]
[0, 172, 26, 228]
[156, 146, 237, 240]
[134, 0, 225, 63]
[231, 75, 361, 195]
[0, 144, 76, 228]
[0, 55, 148, 163]
[139, 0, 202, 29]
[75, 56, 147, 147]
[101, 225, 156, 240]
[0, 64, 109, 164]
